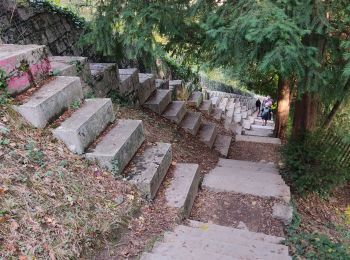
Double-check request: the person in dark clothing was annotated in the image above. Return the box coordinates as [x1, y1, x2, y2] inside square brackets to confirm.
[261, 106, 270, 126]
[256, 99, 261, 114]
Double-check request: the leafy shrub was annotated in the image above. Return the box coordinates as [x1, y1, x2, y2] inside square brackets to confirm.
[282, 131, 350, 195]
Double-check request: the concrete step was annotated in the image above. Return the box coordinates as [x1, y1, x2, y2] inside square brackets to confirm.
[143, 89, 172, 114]
[210, 96, 221, 107]
[244, 129, 274, 137]
[1, 44, 50, 94]
[213, 134, 232, 157]
[226, 98, 236, 110]
[52, 98, 114, 154]
[187, 91, 203, 108]
[235, 135, 282, 145]
[49, 56, 91, 94]
[129, 142, 172, 199]
[139, 73, 156, 104]
[217, 158, 278, 174]
[90, 63, 119, 97]
[180, 112, 201, 135]
[199, 100, 212, 115]
[141, 248, 233, 260]
[224, 109, 234, 124]
[242, 119, 251, 129]
[155, 79, 169, 89]
[119, 68, 139, 95]
[233, 112, 242, 123]
[202, 164, 290, 202]
[251, 124, 275, 131]
[165, 163, 200, 218]
[211, 108, 223, 120]
[15, 76, 83, 128]
[198, 123, 217, 148]
[161, 228, 290, 259]
[85, 119, 145, 175]
[188, 220, 285, 244]
[162, 101, 186, 124]
[218, 97, 229, 112]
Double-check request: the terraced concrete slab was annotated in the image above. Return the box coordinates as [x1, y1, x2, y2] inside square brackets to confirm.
[85, 120, 145, 175]
[130, 142, 172, 199]
[218, 97, 229, 112]
[188, 91, 203, 108]
[251, 124, 275, 131]
[198, 123, 217, 148]
[138, 73, 156, 104]
[52, 98, 114, 154]
[242, 119, 251, 129]
[16, 76, 83, 128]
[226, 98, 236, 110]
[143, 89, 172, 114]
[217, 158, 278, 174]
[211, 108, 223, 120]
[162, 101, 186, 124]
[166, 163, 200, 217]
[203, 162, 290, 202]
[213, 134, 232, 157]
[180, 112, 201, 135]
[199, 100, 212, 115]
[90, 63, 120, 97]
[244, 129, 274, 137]
[236, 134, 281, 145]
[210, 96, 221, 107]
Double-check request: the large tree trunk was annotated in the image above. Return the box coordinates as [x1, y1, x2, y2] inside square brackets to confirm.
[292, 92, 319, 139]
[274, 77, 291, 139]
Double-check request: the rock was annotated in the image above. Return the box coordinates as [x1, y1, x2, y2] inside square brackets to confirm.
[272, 203, 293, 225]
[114, 195, 124, 206]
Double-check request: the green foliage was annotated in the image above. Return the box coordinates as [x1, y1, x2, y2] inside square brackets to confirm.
[69, 100, 81, 110]
[282, 131, 350, 195]
[0, 69, 10, 105]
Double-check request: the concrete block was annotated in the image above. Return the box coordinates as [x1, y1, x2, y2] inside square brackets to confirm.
[155, 79, 169, 89]
[180, 112, 201, 135]
[130, 142, 172, 199]
[235, 135, 282, 145]
[85, 120, 145, 175]
[90, 63, 120, 97]
[143, 89, 172, 114]
[138, 73, 156, 104]
[218, 97, 229, 112]
[199, 100, 212, 115]
[53, 98, 114, 154]
[242, 119, 251, 129]
[211, 108, 223, 120]
[188, 91, 203, 108]
[162, 101, 186, 124]
[198, 123, 218, 148]
[210, 96, 221, 107]
[16, 76, 83, 128]
[213, 134, 232, 157]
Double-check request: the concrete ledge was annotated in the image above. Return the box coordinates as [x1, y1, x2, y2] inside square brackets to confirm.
[180, 112, 201, 135]
[162, 101, 186, 124]
[143, 89, 172, 114]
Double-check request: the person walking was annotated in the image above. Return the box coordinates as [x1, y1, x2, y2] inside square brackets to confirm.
[261, 105, 270, 126]
[255, 99, 261, 114]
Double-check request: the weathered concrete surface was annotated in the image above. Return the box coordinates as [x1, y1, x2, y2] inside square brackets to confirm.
[165, 163, 200, 218]
[198, 123, 218, 148]
[273, 203, 293, 225]
[218, 97, 229, 112]
[90, 63, 120, 97]
[211, 108, 223, 120]
[217, 159, 278, 174]
[49, 56, 92, 94]
[138, 73, 156, 104]
[244, 128, 274, 137]
[0, 44, 50, 94]
[118, 68, 139, 104]
[203, 161, 290, 202]
[53, 98, 114, 154]
[199, 100, 212, 115]
[85, 120, 145, 175]
[226, 98, 235, 110]
[180, 112, 201, 135]
[210, 96, 221, 107]
[213, 134, 232, 158]
[130, 142, 172, 199]
[155, 79, 169, 89]
[242, 119, 251, 129]
[162, 101, 186, 124]
[236, 134, 282, 145]
[251, 124, 275, 131]
[143, 89, 172, 114]
[188, 91, 203, 108]
[233, 112, 242, 123]
[16, 76, 83, 128]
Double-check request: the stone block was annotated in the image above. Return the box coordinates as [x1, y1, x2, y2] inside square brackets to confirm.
[90, 63, 120, 97]
[85, 120, 145, 175]
[15, 76, 83, 128]
[198, 123, 218, 148]
[155, 79, 169, 89]
[53, 98, 114, 154]
[199, 100, 212, 115]
[213, 134, 232, 157]
[138, 73, 156, 104]
[162, 101, 186, 124]
[143, 89, 172, 114]
[242, 119, 251, 129]
[180, 112, 201, 135]
[188, 91, 203, 108]
[273, 203, 293, 225]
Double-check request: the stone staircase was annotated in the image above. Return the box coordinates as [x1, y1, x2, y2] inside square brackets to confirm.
[1, 44, 200, 217]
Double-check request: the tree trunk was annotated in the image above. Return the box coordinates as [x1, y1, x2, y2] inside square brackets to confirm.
[323, 100, 341, 130]
[292, 92, 319, 139]
[274, 76, 291, 139]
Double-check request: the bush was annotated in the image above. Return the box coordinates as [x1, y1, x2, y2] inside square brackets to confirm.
[282, 131, 350, 195]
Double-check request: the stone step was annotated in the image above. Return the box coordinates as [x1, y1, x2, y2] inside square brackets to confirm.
[198, 123, 218, 148]
[138, 73, 156, 104]
[251, 124, 275, 131]
[162, 101, 186, 124]
[226, 98, 236, 110]
[211, 108, 223, 120]
[242, 119, 251, 129]
[155, 79, 169, 89]
[224, 109, 234, 124]
[235, 135, 282, 145]
[0, 44, 50, 94]
[241, 110, 248, 119]
[49, 56, 91, 94]
[188, 220, 285, 244]
[187, 91, 203, 108]
[141, 248, 233, 260]
[233, 112, 242, 123]
[218, 97, 229, 112]
[129, 142, 172, 199]
[144, 89, 172, 114]
[199, 100, 212, 115]
[52, 98, 114, 154]
[90, 63, 119, 97]
[244, 129, 274, 137]
[85, 119, 145, 175]
[162, 226, 290, 258]
[165, 163, 200, 218]
[15, 76, 83, 128]
[213, 134, 232, 158]
[210, 96, 221, 107]
[202, 164, 290, 202]
[119, 68, 139, 95]
[217, 158, 278, 174]
[180, 112, 201, 135]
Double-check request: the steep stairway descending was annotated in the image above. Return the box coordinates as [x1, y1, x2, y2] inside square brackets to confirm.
[142, 221, 291, 260]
